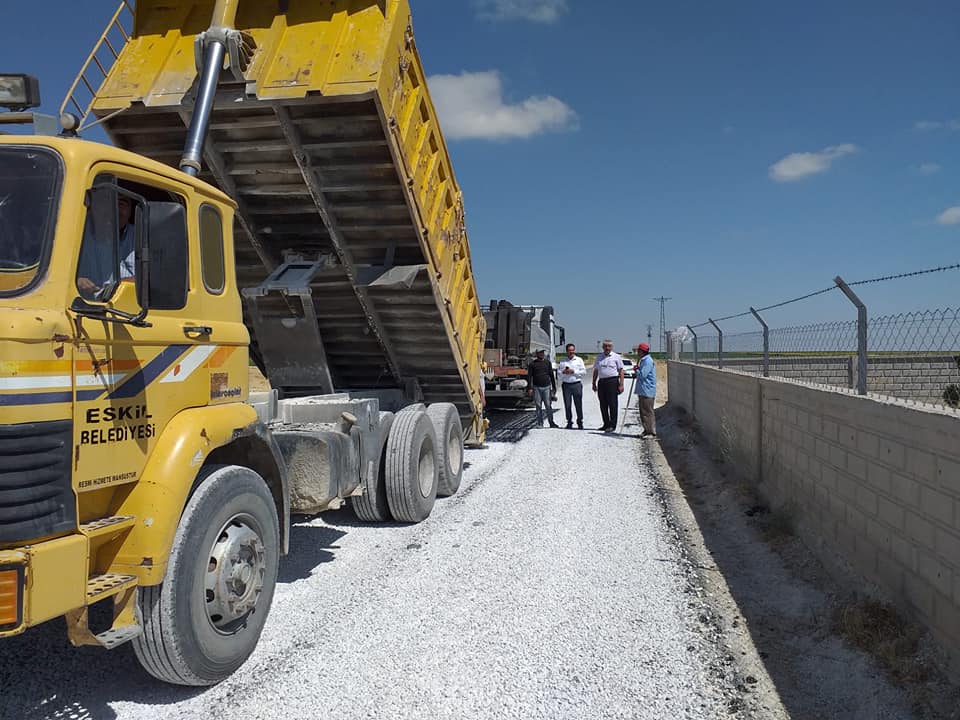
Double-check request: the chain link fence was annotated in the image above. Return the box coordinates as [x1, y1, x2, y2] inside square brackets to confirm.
[669, 269, 960, 412]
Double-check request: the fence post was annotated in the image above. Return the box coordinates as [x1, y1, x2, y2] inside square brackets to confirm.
[834, 275, 867, 395]
[687, 325, 698, 364]
[749, 307, 769, 377]
[707, 318, 723, 369]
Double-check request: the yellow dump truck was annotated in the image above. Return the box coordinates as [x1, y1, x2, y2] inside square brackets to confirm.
[0, 0, 485, 686]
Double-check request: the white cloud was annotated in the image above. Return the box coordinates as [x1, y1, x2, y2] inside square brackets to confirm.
[914, 119, 960, 132]
[428, 70, 577, 141]
[937, 207, 960, 225]
[722, 125, 735, 135]
[916, 162, 941, 175]
[768, 143, 858, 183]
[474, 0, 568, 22]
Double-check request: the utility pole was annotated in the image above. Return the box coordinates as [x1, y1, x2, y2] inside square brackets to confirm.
[646, 324, 653, 348]
[652, 297, 672, 353]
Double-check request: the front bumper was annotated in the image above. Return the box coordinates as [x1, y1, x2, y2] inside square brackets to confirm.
[0, 534, 87, 637]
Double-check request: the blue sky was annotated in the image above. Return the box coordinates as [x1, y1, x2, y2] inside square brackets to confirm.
[5, 0, 959, 350]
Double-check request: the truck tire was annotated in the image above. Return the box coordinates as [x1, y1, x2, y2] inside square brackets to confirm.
[385, 410, 438, 522]
[426, 403, 464, 497]
[133, 464, 280, 686]
[350, 412, 394, 522]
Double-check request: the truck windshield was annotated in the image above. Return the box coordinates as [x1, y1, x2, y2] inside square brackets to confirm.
[0, 146, 62, 297]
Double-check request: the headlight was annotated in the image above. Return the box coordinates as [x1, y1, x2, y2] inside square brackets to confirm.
[0, 74, 41, 110]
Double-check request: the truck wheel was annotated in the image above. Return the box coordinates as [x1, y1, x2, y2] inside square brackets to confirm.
[133, 465, 280, 686]
[385, 410, 438, 522]
[350, 412, 394, 522]
[426, 403, 463, 497]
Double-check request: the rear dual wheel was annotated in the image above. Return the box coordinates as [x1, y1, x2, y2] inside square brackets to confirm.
[426, 403, 464, 497]
[385, 410, 439, 523]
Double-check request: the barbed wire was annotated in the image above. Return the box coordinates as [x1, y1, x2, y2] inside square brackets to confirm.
[683, 262, 959, 330]
[673, 305, 960, 411]
[847, 262, 960, 287]
[755, 285, 837, 312]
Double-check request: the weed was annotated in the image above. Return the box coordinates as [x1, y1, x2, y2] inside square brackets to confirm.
[942, 383, 960, 408]
[833, 599, 930, 686]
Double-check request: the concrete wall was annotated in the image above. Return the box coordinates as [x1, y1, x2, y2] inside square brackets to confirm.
[668, 361, 960, 673]
[698, 356, 853, 389]
[691, 354, 960, 406]
[868, 355, 960, 404]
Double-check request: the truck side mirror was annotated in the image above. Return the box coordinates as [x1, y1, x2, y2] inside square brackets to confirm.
[73, 184, 152, 327]
[83, 185, 120, 301]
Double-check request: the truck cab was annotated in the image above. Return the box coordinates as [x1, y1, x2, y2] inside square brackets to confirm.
[1, 134, 288, 672]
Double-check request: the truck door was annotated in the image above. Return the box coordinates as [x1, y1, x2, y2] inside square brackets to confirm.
[70, 169, 205, 502]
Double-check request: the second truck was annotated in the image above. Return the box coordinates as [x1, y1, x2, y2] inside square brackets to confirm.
[0, 0, 485, 686]
[482, 300, 565, 407]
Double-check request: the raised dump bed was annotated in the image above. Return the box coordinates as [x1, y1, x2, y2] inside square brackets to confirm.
[84, 0, 485, 438]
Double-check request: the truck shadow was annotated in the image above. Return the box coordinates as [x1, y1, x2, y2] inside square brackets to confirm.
[0, 523, 348, 719]
[278, 521, 348, 583]
[0, 622, 206, 720]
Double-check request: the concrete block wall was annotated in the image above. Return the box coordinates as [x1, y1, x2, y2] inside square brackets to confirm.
[696, 354, 960, 406]
[700, 356, 852, 388]
[867, 355, 960, 405]
[668, 361, 960, 673]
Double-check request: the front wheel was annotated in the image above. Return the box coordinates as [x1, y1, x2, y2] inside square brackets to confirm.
[133, 464, 280, 686]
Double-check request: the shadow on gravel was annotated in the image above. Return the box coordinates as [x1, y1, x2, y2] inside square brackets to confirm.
[319, 507, 412, 530]
[278, 521, 348, 582]
[0, 524, 348, 719]
[652, 403, 953, 720]
[0, 620, 205, 720]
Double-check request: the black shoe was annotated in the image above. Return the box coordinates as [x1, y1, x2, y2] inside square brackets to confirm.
[596, 426, 609, 431]
[565, 422, 573, 429]
[549, 422, 559, 428]
[577, 421, 583, 429]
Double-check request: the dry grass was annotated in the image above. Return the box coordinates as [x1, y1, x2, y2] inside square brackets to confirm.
[758, 504, 796, 542]
[833, 599, 930, 686]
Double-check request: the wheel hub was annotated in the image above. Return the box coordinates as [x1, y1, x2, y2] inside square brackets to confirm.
[205, 518, 266, 631]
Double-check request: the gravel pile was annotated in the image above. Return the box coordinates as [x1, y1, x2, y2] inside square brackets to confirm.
[1, 394, 737, 719]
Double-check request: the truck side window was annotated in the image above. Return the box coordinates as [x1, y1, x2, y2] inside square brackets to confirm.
[199, 204, 225, 294]
[146, 200, 189, 310]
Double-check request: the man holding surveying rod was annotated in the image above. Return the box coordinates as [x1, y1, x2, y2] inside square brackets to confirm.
[633, 342, 657, 437]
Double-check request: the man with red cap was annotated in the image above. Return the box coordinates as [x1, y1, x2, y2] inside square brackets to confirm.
[634, 342, 657, 437]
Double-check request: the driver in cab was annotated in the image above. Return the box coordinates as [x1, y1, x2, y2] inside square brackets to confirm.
[76, 195, 135, 301]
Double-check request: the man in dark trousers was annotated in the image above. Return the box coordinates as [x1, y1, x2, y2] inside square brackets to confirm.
[592, 340, 624, 432]
[557, 342, 586, 429]
[528, 348, 558, 428]
[634, 342, 657, 437]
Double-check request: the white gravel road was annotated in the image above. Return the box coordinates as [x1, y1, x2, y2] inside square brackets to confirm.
[1, 392, 735, 720]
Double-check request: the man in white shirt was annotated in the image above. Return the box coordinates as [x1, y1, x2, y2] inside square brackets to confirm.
[557, 343, 586, 429]
[592, 339, 624, 432]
